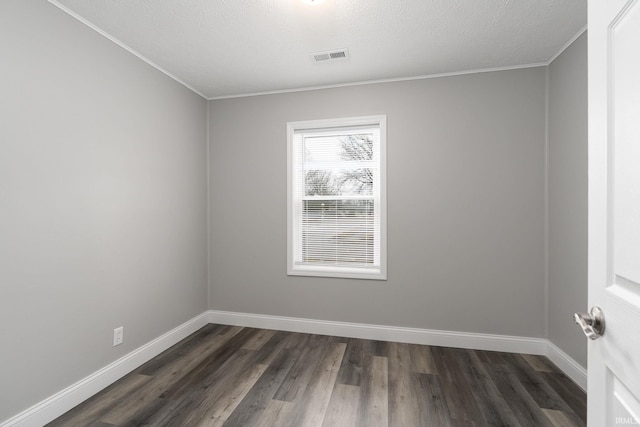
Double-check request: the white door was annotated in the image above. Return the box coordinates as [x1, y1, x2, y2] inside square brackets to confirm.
[587, 0, 640, 425]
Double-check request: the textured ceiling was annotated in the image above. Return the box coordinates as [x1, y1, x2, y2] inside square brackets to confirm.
[50, 0, 586, 99]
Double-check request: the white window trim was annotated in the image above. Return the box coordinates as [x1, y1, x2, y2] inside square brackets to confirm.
[287, 115, 387, 280]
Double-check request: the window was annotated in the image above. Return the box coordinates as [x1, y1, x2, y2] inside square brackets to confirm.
[287, 115, 387, 280]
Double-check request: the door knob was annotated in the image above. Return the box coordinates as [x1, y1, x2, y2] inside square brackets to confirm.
[574, 306, 605, 340]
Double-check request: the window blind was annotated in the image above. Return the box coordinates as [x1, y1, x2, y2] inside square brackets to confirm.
[292, 124, 381, 271]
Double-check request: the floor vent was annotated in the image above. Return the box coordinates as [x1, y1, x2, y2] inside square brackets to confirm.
[311, 48, 350, 63]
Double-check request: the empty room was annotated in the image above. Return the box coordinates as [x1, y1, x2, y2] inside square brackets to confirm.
[2, 0, 640, 426]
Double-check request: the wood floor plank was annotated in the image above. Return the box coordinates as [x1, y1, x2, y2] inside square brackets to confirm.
[47, 325, 587, 427]
[241, 328, 277, 351]
[272, 334, 331, 402]
[542, 408, 585, 427]
[118, 396, 181, 427]
[367, 339, 389, 357]
[521, 354, 561, 373]
[55, 327, 233, 425]
[430, 347, 488, 427]
[539, 371, 587, 424]
[105, 329, 258, 425]
[100, 394, 163, 426]
[476, 350, 555, 427]
[215, 325, 234, 335]
[509, 353, 575, 413]
[321, 384, 360, 427]
[158, 327, 257, 400]
[253, 400, 294, 427]
[252, 331, 298, 366]
[63, 329, 245, 425]
[388, 342, 424, 427]
[357, 355, 389, 427]
[408, 343, 437, 374]
[150, 348, 260, 426]
[195, 363, 269, 427]
[136, 324, 222, 376]
[221, 347, 299, 426]
[46, 373, 153, 427]
[337, 338, 364, 386]
[454, 349, 521, 426]
[414, 373, 452, 427]
[288, 341, 348, 427]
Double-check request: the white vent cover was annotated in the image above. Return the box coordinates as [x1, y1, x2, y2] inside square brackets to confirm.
[311, 48, 350, 63]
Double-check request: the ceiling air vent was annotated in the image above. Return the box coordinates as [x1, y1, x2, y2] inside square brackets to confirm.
[311, 48, 350, 63]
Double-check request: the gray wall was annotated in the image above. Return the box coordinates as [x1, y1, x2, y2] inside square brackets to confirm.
[0, 1, 208, 421]
[547, 33, 588, 368]
[209, 68, 547, 338]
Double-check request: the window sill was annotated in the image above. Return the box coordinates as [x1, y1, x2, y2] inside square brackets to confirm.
[287, 264, 387, 280]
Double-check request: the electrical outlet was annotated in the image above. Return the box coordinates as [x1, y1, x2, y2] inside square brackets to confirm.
[113, 326, 124, 347]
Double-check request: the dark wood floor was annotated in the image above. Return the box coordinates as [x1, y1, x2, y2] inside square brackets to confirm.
[48, 324, 586, 427]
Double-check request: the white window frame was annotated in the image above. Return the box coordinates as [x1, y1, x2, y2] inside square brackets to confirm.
[287, 115, 387, 280]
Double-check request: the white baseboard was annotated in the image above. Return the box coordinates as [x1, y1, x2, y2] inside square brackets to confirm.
[0, 312, 210, 427]
[545, 341, 587, 391]
[208, 310, 547, 354]
[2, 310, 587, 426]
[208, 310, 587, 390]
